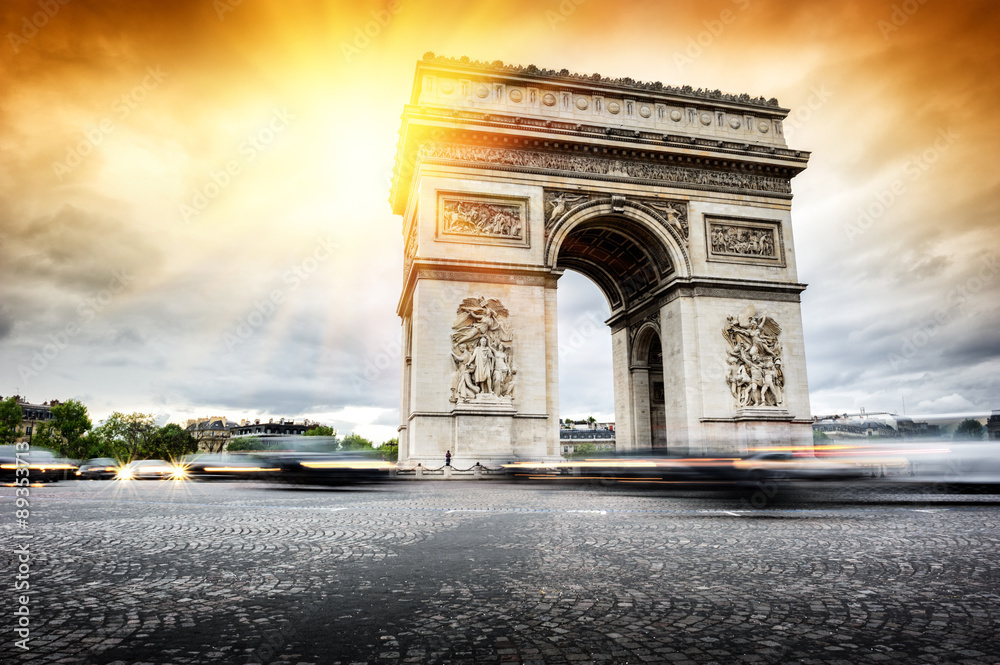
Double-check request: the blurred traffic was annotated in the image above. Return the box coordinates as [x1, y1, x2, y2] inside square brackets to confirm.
[5, 439, 1000, 499]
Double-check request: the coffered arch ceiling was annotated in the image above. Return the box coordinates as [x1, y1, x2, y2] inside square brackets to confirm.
[555, 216, 674, 312]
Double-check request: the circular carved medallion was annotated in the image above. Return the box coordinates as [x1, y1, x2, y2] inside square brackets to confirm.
[509, 89, 523, 103]
[639, 105, 652, 118]
[729, 116, 741, 129]
[758, 120, 770, 133]
[575, 96, 589, 110]
[607, 101, 621, 114]
[475, 85, 489, 99]
[440, 81, 454, 94]
[700, 112, 712, 125]
[669, 109, 682, 122]
[542, 92, 556, 106]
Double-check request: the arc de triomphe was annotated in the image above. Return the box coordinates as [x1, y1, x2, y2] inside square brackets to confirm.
[390, 54, 813, 466]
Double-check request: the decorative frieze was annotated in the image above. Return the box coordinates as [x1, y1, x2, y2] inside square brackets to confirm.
[543, 189, 689, 245]
[706, 216, 785, 267]
[437, 193, 529, 247]
[421, 142, 792, 195]
[723, 305, 784, 408]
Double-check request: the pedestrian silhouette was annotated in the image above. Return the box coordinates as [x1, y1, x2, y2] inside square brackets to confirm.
[445, 450, 452, 466]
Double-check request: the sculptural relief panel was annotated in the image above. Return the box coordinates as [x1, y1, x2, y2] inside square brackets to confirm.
[421, 142, 792, 195]
[705, 216, 785, 267]
[437, 193, 530, 248]
[723, 305, 784, 409]
[449, 296, 517, 405]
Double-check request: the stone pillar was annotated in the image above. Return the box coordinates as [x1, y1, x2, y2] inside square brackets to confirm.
[631, 367, 651, 449]
[610, 327, 634, 450]
[544, 278, 561, 459]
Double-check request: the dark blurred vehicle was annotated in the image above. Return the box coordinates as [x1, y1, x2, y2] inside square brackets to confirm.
[116, 459, 185, 480]
[733, 451, 867, 482]
[179, 453, 280, 480]
[503, 454, 739, 487]
[264, 451, 395, 486]
[0, 446, 77, 482]
[76, 458, 121, 480]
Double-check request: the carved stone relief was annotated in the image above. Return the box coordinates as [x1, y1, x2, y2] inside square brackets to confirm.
[543, 189, 689, 246]
[706, 217, 784, 266]
[437, 194, 529, 247]
[723, 305, 784, 408]
[450, 296, 517, 404]
[421, 142, 792, 195]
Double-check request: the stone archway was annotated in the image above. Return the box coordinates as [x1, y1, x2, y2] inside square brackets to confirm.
[390, 54, 815, 465]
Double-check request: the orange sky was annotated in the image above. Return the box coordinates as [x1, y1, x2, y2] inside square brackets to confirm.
[1, 0, 998, 437]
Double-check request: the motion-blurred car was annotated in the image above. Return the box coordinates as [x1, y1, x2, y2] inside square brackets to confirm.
[733, 451, 865, 481]
[263, 451, 395, 486]
[179, 453, 279, 480]
[0, 446, 77, 483]
[116, 459, 186, 480]
[76, 458, 122, 480]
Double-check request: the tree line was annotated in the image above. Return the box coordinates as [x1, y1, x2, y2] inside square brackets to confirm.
[0, 397, 197, 461]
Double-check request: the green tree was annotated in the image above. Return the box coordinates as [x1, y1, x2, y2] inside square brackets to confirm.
[77, 429, 118, 460]
[50, 399, 93, 459]
[340, 433, 374, 451]
[94, 412, 157, 461]
[379, 437, 399, 462]
[568, 441, 597, 458]
[227, 436, 265, 451]
[954, 418, 985, 440]
[813, 429, 830, 444]
[148, 424, 198, 460]
[29, 422, 61, 452]
[0, 396, 23, 445]
[304, 425, 337, 437]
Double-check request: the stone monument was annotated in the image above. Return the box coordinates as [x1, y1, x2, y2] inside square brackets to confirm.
[389, 54, 814, 466]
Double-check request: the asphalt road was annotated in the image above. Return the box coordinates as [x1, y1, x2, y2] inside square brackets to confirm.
[2, 479, 999, 664]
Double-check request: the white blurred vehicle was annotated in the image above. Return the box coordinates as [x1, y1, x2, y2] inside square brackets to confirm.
[116, 459, 186, 480]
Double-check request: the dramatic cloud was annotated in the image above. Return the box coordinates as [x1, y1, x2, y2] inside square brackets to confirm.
[1, 0, 998, 441]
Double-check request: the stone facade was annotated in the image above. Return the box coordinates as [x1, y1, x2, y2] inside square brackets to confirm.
[391, 55, 814, 465]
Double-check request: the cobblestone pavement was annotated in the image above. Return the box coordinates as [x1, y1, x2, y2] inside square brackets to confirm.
[2, 480, 999, 665]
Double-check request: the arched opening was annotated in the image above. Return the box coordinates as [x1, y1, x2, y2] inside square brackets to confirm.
[556, 270, 613, 456]
[633, 327, 667, 451]
[551, 211, 683, 456]
[551, 214, 676, 313]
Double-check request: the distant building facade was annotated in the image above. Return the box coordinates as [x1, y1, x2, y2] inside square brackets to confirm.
[2, 396, 59, 443]
[231, 418, 315, 438]
[185, 416, 239, 453]
[560, 427, 616, 455]
[988, 410, 1000, 441]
